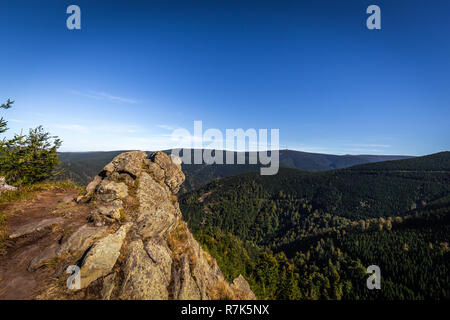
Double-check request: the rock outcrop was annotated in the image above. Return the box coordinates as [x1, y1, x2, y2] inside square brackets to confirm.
[0, 176, 16, 193]
[40, 151, 255, 300]
[9, 217, 64, 239]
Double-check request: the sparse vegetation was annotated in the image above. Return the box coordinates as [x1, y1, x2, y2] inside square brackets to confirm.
[208, 279, 235, 300]
[0, 180, 80, 208]
[0, 180, 82, 254]
[167, 221, 197, 269]
[0, 214, 7, 254]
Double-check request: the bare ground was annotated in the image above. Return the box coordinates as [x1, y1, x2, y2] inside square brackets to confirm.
[0, 189, 91, 300]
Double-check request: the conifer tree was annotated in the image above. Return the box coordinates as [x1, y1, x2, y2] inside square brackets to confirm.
[0, 99, 62, 185]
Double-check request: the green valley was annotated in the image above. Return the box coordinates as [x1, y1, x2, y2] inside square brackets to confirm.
[179, 152, 450, 300]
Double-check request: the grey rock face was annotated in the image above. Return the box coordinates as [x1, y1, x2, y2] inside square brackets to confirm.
[83, 175, 102, 199]
[79, 223, 131, 288]
[94, 199, 124, 221]
[28, 243, 60, 271]
[0, 176, 17, 193]
[171, 254, 202, 300]
[144, 160, 165, 181]
[57, 224, 108, 257]
[150, 152, 185, 194]
[39, 151, 255, 300]
[101, 273, 116, 300]
[101, 150, 147, 178]
[145, 239, 173, 281]
[119, 239, 170, 300]
[9, 217, 64, 239]
[95, 180, 128, 202]
[136, 172, 178, 240]
[25, 225, 109, 272]
[231, 275, 257, 300]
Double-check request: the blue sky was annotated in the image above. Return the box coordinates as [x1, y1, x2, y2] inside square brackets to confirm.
[1, 0, 449, 155]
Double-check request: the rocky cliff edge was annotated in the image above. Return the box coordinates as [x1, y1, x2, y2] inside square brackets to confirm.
[32, 151, 255, 300]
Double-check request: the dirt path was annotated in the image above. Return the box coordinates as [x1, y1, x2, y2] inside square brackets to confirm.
[0, 190, 90, 300]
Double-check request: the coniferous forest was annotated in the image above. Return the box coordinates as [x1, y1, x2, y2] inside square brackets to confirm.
[180, 152, 450, 300]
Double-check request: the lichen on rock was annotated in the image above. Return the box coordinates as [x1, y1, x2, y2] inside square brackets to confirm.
[79, 223, 131, 288]
[37, 150, 255, 300]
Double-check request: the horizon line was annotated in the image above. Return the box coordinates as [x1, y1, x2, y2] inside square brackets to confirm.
[55, 148, 431, 158]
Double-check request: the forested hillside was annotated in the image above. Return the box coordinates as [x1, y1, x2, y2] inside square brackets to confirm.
[57, 151, 124, 184]
[180, 152, 450, 300]
[58, 149, 410, 191]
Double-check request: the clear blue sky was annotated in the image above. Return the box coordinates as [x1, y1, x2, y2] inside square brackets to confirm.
[1, 0, 449, 155]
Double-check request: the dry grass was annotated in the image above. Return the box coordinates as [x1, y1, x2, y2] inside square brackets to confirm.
[167, 221, 197, 269]
[167, 221, 189, 252]
[52, 200, 77, 216]
[123, 195, 139, 211]
[170, 194, 178, 204]
[203, 250, 216, 268]
[43, 256, 61, 268]
[208, 279, 235, 300]
[0, 180, 82, 206]
[119, 175, 140, 221]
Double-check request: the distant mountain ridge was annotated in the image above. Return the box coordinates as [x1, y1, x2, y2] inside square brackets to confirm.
[277, 150, 410, 170]
[179, 151, 450, 299]
[58, 149, 412, 190]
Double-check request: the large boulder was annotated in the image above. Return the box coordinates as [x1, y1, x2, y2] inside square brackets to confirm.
[149, 152, 185, 194]
[28, 243, 60, 271]
[0, 176, 17, 193]
[93, 199, 124, 222]
[9, 217, 64, 239]
[119, 240, 170, 299]
[27, 225, 108, 271]
[79, 223, 131, 288]
[95, 180, 128, 202]
[57, 224, 108, 257]
[102, 151, 147, 178]
[231, 275, 257, 300]
[37, 150, 255, 300]
[136, 172, 178, 240]
[171, 254, 202, 300]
